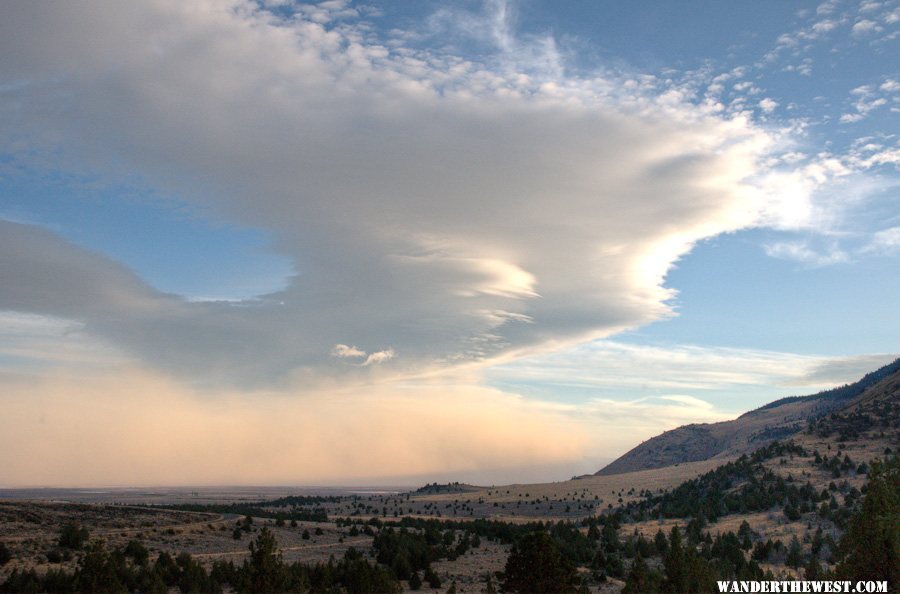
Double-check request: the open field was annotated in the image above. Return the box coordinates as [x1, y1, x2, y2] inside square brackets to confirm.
[0, 500, 515, 592]
[0, 456, 734, 591]
[0, 486, 406, 506]
[0, 501, 371, 574]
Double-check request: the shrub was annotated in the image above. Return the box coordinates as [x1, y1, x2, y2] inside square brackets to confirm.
[0, 543, 12, 566]
[124, 540, 149, 566]
[58, 522, 89, 550]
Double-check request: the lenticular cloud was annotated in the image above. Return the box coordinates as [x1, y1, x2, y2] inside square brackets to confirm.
[0, 0, 793, 386]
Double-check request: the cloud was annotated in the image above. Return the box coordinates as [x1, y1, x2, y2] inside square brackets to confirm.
[862, 226, 900, 253]
[660, 394, 716, 408]
[363, 349, 395, 367]
[759, 0, 900, 69]
[294, 0, 359, 24]
[423, 0, 563, 79]
[331, 344, 366, 359]
[331, 343, 394, 366]
[860, 1, 883, 14]
[816, 1, 839, 16]
[749, 134, 899, 241]
[0, 221, 175, 320]
[488, 340, 892, 396]
[811, 19, 839, 34]
[840, 92, 888, 123]
[767, 9, 844, 60]
[759, 98, 778, 113]
[851, 18, 882, 35]
[575, 394, 731, 442]
[790, 353, 900, 386]
[0, 0, 800, 387]
[764, 240, 849, 266]
[839, 112, 866, 123]
[838, 75, 900, 123]
[0, 311, 130, 372]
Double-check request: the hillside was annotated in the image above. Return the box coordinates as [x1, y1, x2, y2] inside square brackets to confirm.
[597, 358, 900, 475]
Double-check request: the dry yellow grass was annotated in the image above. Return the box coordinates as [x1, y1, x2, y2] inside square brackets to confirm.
[413, 456, 732, 519]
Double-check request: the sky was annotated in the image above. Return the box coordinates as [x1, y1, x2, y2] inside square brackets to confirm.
[0, 0, 897, 487]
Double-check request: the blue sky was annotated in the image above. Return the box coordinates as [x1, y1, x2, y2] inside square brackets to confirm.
[0, 0, 897, 485]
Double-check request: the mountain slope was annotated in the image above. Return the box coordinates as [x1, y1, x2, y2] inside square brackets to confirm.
[596, 357, 900, 476]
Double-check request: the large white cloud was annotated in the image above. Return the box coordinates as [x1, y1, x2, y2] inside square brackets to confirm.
[0, 0, 800, 387]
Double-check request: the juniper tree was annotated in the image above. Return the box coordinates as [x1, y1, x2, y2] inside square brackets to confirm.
[501, 531, 578, 594]
[836, 456, 899, 587]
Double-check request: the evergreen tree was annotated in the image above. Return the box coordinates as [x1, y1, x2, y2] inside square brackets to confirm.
[408, 570, 422, 590]
[804, 557, 821, 580]
[73, 543, 126, 594]
[241, 527, 288, 594]
[622, 553, 658, 594]
[662, 525, 716, 593]
[684, 551, 717, 593]
[424, 566, 441, 588]
[836, 457, 899, 587]
[786, 536, 803, 569]
[602, 521, 620, 553]
[654, 529, 669, 556]
[176, 551, 213, 593]
[784, 502, 801, 521]
[738, 521, 753, 551]
[663, 526, 687, 593]
[501, 531, 578, 594]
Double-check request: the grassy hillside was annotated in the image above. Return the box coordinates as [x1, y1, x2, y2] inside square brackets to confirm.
[597, 358, 900, 476]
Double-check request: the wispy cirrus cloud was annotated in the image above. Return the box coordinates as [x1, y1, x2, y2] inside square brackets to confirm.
[862, 225, 900, 253]
[764, 240, 850, 267]
[488, 340, 898, 400]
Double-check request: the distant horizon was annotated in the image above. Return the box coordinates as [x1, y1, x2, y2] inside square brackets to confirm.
[0, 455, 615, 490]
[1, 0, 897, 486]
